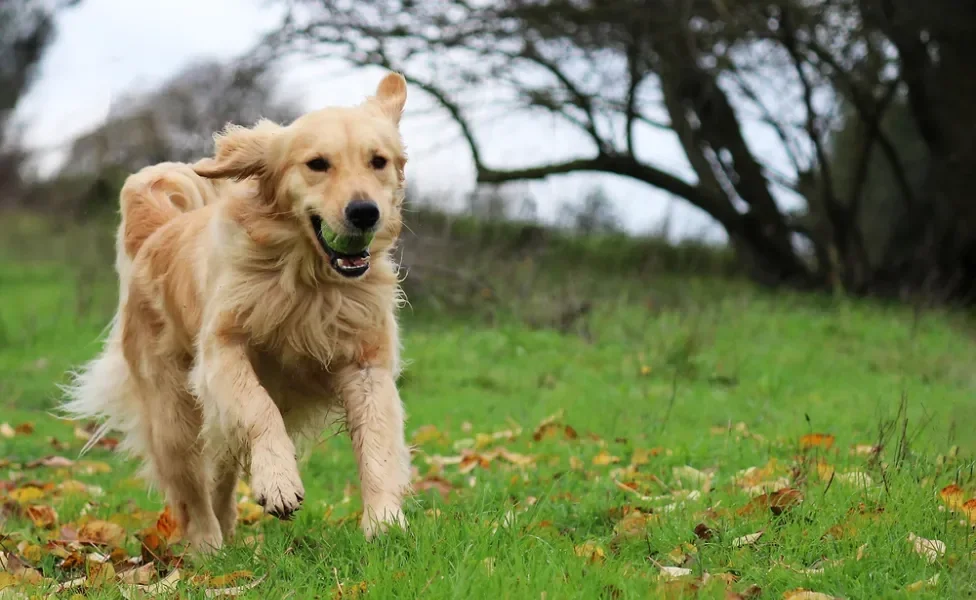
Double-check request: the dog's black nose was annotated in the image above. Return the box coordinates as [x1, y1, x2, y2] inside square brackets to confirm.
[345, 199, 380, 231]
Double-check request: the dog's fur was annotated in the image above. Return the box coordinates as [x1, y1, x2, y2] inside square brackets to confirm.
[61, 73, 413, 552]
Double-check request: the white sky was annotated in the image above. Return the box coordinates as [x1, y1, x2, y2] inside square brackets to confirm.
[16, 0, 805, 243]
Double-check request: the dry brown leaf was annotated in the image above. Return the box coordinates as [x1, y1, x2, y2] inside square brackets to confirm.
[908, 532, 945, 563]
[203, 573, 266, 598]
[694, 523, 715, 540]
[613, 509, 653, 539]
[738, 488, 803, 516]
[119, 568, 181, 600]
[14, 422, 34, 435]
[78, 520, 126, 547]
[26, 455, 74, 469]
[155, 506, 182, 543]
[26, 504, 57, 528]
[412, 476, 455, 500]
[118, 563, 157, 586]
[799, 433, 835, 450]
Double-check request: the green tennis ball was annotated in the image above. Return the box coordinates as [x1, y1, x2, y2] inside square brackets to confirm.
[319, 221, 374, 254]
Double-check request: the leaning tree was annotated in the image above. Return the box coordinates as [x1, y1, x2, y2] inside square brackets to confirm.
[254, 0, 976, 301]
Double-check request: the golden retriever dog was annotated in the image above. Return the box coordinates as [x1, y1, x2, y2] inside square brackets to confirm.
[61, 72, 413, 553]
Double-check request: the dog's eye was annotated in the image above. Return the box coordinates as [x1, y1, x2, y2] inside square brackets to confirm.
[306, 158, 330, 172]
[370, 156, 388, 170]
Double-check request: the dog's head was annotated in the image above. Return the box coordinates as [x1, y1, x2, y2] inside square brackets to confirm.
[193, 72, 408, 280]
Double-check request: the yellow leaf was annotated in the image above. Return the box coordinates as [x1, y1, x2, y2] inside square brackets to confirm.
[569, 456, 584, 470]
[573, 542, 605, 564]
[76, 460, 112, 475]
[592, 450, 620, 466]
[9, 486, 46, 504]
[411, 425, 446, 446]
[905, 574, 940, 592]
[58, 480, 90, 495]
[87, 561, 116, 588]
[235, 480, 251, 497]
[237, 501, 265, 524]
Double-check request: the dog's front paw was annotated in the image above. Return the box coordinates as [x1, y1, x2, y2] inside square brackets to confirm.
[250, 450, 305, 520]
[361, 503, 407, 540]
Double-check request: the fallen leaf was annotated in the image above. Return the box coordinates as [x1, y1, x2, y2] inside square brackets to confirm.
[569, 456, 584, 470]
[118, 563, 157, 586]
[26, 455, 75, 469]
[574, 542, 605, 564]
[78, 520, 126, 547]
[694, 523, 715, 540]
[739, 488, 803, 516]
[850, 444, 881, 457]
[783, 591, 840, 600]
[26, 504, 57, 528]
[412, 476, 455, 500]
[908, 532, 944, 563]
[732, 531, 764, 548]
[119, 568, 181, 600]
[657, 566, 692, 580]
[799, 433, 835, 450]
[237, 501, 264, 524]
[905, 573, 940, 592]
[0, 423, 14, 438]
[593, 450, 621, 466]
[155, 505, 182, 543]
[411, 425, 446, 446]
[87, 561, 116, 588]
[834, 471, 873, 487]
[14, 422, 34, 435]
[9, 486, 46, 504]
[673, 465, 713, 492]
[939, 484, 965, 510]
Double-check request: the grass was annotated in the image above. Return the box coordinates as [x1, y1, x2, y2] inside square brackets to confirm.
[2, 212, 976, 598]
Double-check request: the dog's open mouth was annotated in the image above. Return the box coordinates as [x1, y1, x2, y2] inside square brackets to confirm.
[309, 214, 371, 278]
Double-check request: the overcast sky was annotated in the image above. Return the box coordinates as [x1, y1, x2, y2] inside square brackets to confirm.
[16, 0, 803, 242]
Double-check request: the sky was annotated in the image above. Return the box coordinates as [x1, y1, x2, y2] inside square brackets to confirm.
[15, 0, 804, 243]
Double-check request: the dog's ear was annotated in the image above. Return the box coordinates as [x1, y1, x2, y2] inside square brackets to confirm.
[193, 120, 280, 180]
[371, 72, 408, 125]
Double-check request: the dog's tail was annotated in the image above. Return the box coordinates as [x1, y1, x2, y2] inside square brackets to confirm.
[58, 317, 147, 458]
[118, 162, 213, 261]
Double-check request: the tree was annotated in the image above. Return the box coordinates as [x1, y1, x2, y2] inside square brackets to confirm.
[0, 0, 80, 206]
[257, 0, 976, 300]
[60, 59, 302, 177]
[564, 186, 619, 235]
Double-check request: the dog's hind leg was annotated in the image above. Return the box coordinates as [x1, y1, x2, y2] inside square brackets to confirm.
[142, 371, 223, 554]
[210, 449, 240, 541]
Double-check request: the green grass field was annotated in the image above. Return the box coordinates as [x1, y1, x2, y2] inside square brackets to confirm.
[3, 213, 976, 599]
